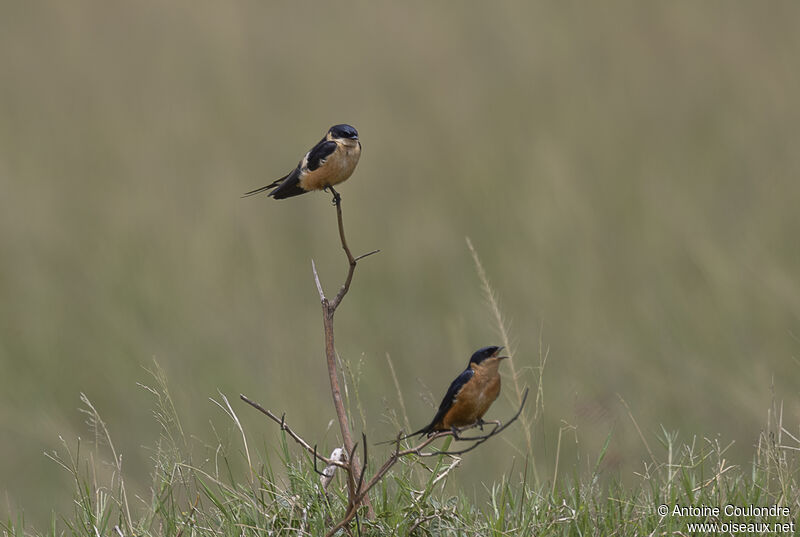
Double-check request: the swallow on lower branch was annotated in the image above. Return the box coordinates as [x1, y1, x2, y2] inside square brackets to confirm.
[405, 345, 508, 440]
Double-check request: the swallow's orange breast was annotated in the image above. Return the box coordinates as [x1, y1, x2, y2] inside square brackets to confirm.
[439, 364, 501, 430]
[300, 142, 360, 191]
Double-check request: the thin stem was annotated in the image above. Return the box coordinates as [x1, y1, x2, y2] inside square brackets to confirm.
[331, 196, 354, 309]
[355, 389, 530, 506]
[321, 306, 359, 500]
[239, 394, 347, 469]
[313, 194, 378, 520]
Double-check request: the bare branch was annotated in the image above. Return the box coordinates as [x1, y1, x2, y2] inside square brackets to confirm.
[432, 388, 529, 456]
[312, 445, 325, 476]
[239, 394, 347, 469]
[312, 194, 378, 522]
[243, 384, 528, 537]
[354, 249, 381, 262]
[355, 433, 368, 497]
[253, 191, 538, 537]
[351, 389, 530, 506]
[330, 197, 355, 310]
[380, 388, 529, 455]
[311, 259, 325, 302]
[325, 510, 357, 537]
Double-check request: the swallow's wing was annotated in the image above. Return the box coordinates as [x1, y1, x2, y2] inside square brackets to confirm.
[424, 368, 475, 432]
[243, 137, 338, 199]
[304, 139, 338, 171]
[267, 167, 305, 199]
[265, 140, 338, 199]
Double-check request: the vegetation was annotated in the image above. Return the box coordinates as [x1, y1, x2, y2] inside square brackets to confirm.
[3, 366, 798, 536]
[5, 240, 799, 535]
[2, 2, 800, 533]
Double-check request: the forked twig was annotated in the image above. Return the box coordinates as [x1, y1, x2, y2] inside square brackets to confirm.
[326, 189, 380, 311]
[245, 192, 379, 531]
[324, 391, 527, 536]
[311, 195, 380, 522]
[432, 388, 528, 456]
[245, 191, 525, 536]
[239, 394, 347, 469]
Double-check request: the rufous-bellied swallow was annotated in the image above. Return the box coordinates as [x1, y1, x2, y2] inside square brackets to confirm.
[243, 124, 360, 202]
[407, 345, 508, 438]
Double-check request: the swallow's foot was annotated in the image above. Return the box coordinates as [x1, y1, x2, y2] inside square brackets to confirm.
[327, 186, 341, 206]
[450, 426, 462, 440]
[476, 418, 486, 432]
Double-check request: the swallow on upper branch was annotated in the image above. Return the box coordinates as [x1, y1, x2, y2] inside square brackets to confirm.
[243, 124, 361, 203]
[407, 346, 508, 439]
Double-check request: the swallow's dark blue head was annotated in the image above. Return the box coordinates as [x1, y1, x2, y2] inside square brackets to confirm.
[329, 124, 359, 140]
[468, 345, 504, 365]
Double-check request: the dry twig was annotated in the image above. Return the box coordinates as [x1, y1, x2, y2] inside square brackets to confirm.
[239, 394, 348, 469]
[324, 389, 529, 536]
[245, 190, 378, 530]
[243, 191, 525, 536]
[311, 191, 379, 520]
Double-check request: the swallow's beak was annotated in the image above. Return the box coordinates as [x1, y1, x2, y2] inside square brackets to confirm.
[494, 346, 508, 359]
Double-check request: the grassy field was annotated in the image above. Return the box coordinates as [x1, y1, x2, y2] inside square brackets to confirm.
[3, 371, 799, 536]
[2, 2, 800, 531]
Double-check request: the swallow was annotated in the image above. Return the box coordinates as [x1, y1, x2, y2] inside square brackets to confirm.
[406, 345, 508, 439]
[243, 124, 361, 203]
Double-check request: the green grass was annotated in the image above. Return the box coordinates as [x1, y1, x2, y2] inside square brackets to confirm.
[5, 256, 797, 535]
[3, 369, 798, 536]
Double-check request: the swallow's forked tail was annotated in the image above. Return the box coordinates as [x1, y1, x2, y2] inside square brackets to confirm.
[375, 424, 432, 446]
[242, 175, 287, 198]
[242, 185, 272, 197]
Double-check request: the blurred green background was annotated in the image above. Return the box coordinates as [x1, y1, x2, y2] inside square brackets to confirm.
[2, 1, 799, 527]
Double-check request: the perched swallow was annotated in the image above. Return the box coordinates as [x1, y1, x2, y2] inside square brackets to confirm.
[407, 345, 508, 439]
[243, 124, 361, 202]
